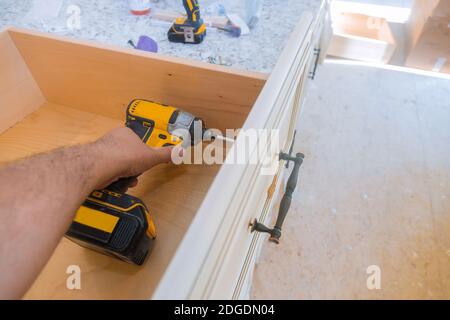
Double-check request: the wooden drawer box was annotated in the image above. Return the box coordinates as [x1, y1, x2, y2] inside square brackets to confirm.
[0, 2, 326, 299]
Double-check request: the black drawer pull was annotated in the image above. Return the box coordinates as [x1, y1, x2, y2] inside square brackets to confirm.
[309, 48, 321, 80]
[251, 151, 304, 244]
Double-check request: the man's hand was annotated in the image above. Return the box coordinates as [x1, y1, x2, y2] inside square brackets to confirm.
[0, 127, 173, 299]
[93, 127, 173, 190]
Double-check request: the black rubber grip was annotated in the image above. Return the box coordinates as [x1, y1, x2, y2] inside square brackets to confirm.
[107, 176, 139, 193]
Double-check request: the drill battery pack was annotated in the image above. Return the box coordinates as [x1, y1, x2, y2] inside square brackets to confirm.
[66, 189, 157, 265]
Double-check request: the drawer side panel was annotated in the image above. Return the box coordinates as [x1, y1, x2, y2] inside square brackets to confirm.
[0, 31, 45, 134]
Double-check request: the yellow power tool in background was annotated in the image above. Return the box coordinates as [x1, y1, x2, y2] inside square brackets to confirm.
[66, 99, 211, 265]
[168, 0, 206, 44]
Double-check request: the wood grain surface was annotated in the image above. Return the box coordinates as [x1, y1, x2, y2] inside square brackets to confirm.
[0, 102, 221, 299]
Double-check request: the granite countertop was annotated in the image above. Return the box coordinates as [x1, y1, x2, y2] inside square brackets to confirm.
[0, 0, 321, 73]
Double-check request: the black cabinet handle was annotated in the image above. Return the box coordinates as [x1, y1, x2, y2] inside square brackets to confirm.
[251, 146, 304, 244]
[309, 48, 321, 80]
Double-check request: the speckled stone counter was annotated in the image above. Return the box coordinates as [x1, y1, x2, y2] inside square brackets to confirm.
[0, 0, 321, 73]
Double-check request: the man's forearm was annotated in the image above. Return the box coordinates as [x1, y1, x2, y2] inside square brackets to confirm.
[0, 140, 118, 299]
[0, 127, 172, 299]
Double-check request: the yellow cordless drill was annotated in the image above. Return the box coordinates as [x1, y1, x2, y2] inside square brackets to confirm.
[168, 0, 206, 44]
[66, 99, 210, 265]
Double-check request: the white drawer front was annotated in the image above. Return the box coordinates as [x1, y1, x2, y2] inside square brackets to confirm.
[154, 2, 329, 300]
[236, 2, 331, 299]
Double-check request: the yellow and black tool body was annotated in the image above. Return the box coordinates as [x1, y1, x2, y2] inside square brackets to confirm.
[66, 99, 208, 265]
[126, 99, 206, 147]
[168, 0, 206, 44]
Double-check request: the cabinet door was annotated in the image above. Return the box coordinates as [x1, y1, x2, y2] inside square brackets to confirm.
[153, 3, 329, 300]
